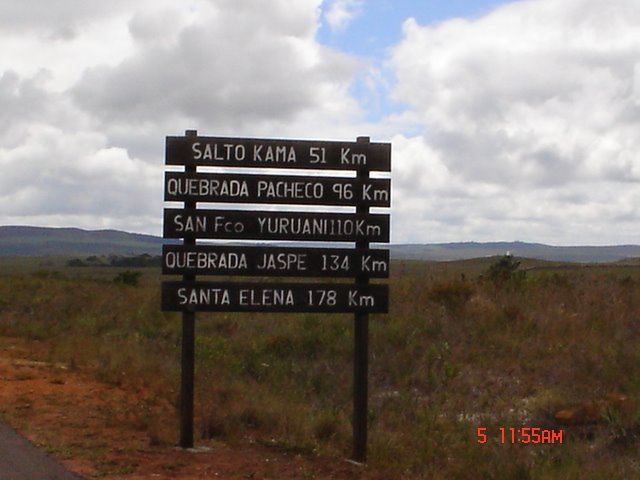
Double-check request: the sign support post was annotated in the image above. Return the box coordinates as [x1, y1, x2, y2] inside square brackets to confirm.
[180, 129, 198, 449]
[353, 136, 370, 463]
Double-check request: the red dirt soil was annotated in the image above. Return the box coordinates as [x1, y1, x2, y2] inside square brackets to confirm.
[0, 337, 388, 480]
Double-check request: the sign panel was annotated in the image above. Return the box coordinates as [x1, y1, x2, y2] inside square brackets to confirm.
[166, 136, 391, 172]
[161, 281, 389, 313]
[164, 172, 391, 207]
[163, 209, 390, 243]
[162, 245, 389, 278]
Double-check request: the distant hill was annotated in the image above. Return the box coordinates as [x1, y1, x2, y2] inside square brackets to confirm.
[0, 226, 165, 256]
[391, 242, 640, 263]
[2, 226, 640, 262]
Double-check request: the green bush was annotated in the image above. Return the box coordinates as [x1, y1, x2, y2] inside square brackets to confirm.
[113, 270, 142, 286]
[484, 255, 526, 286]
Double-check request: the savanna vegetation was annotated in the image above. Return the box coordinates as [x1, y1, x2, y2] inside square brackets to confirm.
[1, 255, 640, 478]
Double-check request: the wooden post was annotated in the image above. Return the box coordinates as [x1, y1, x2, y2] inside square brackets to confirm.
[180, 129, 198, 449]
[353, 136, 370, 463]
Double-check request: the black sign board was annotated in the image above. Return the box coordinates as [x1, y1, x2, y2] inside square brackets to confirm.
[162, 245, 389, 278]
[161, 281, 388, 313]
[164, 172, 391, 207]
[163, 209, 390, 243]
[166, 135, 391, 172]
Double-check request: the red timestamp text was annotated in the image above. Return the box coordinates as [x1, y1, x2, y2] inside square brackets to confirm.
[477, 427, 564, 445]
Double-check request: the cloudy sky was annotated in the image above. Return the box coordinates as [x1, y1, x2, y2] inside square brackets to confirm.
[1, 0, 640, 245]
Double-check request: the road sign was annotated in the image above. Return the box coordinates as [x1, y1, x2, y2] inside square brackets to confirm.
[163, 209, 390, 243]
[164, 172, 391, 207]
[162, 245, 390, 278]
[166, 135, 391, 171]
[161, 281, 389, 313]
[163, 131, 391, 459]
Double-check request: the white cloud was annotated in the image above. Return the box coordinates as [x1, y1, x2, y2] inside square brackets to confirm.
[71, 0, 360, 135]
[0, 124, 158, 218]
[324, 0, 363, 32]
[388, 0, 640, 244]
[0, 0, 368, 236]
[0, 1, 132, 31]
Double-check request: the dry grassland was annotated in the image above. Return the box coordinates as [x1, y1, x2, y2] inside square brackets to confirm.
[1, 256, 640, 478]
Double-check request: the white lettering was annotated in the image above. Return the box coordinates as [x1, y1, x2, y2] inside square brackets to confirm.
[192, 142, 203, 160]
[164, 251, 248, 271]
[213, 216, 245, 234]
[167, 177, 249, 198]
[256, 253, 307, 271]
[256, 180, 323, 200]
[253, 145, 296, 163]
[178, 287, 231, 306]
[239, 288, 295, 306]
[173, 214, 206, 233]
[190, 142, 246, 162]
[256, 216, 383, 239]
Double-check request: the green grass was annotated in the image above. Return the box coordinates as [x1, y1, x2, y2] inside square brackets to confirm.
[1, 256, 640, 478]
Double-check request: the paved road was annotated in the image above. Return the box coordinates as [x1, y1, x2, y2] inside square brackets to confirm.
[0, 422, 83, 480]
